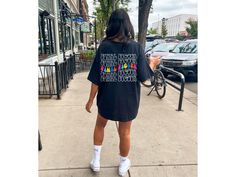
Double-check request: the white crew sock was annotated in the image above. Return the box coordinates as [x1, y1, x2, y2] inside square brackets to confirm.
[93, 145, 102, 162]
[120, 155, 128, 162]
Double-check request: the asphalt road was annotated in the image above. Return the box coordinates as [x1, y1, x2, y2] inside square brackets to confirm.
[166, 75, 198, 94]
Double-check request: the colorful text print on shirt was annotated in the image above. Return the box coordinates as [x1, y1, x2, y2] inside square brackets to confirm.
[100, 54, 137, 82]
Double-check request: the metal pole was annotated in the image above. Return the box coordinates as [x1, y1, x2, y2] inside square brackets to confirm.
[70, 12, 73, 53]
[178, 76, 185, 111]
[53, 0, 61, 62]
[55, 61, 61, 99]
[59, 0, 65, 60]
[38, 131, 42, 151]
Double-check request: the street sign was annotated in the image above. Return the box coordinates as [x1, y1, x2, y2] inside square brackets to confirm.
[81, 22, 90, 33]
[73, 17, 85, 23]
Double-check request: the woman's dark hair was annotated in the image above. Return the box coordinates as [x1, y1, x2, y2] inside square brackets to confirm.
[105, 9, 134, 42]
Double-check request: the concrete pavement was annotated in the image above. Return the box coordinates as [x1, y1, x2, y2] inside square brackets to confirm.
[39, 72, 197, 177]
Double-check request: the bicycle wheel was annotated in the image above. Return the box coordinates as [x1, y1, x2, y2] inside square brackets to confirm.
[154, 70, 166, 99]
[141, 75, 155, 88]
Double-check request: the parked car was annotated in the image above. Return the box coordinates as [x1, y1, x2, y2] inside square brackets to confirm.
[161, 39, 198, 81]
[165, 38, 179, 43]
[146, 34, 162, 42]
[145, 42, 178, 58]
[145, 39, 166, 53]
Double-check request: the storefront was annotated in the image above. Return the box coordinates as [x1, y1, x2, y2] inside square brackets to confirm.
[38, 0, 86, 64]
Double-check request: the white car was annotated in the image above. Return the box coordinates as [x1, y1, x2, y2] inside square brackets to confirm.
[161, 39, 198, 81]
[145, 42, 178, 58]
[145, 39, 166, 53]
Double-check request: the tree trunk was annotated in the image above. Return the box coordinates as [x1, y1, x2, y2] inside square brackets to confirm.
[138, 0, 153, 49]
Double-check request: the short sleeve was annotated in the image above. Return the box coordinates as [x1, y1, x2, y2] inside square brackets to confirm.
[137, 44, 154, 82]
[87, 48, 100, 86]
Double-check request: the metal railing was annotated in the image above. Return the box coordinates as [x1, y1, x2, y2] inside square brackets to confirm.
[38, 54, 76, 99]
[160, 65, 185, 111]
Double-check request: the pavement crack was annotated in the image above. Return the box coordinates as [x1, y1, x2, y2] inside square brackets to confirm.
[39, 163, 197, 172]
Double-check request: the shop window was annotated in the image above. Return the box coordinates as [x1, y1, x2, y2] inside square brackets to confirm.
[65, 26, 71, 50]
[38, 13, 56, 60]
[58, 23, 72, 52]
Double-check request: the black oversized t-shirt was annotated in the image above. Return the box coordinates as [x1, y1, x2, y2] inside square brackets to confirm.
[87, 40, 153, 122]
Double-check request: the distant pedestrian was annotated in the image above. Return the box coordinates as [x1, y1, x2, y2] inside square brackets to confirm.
[86, 8, 160, 176]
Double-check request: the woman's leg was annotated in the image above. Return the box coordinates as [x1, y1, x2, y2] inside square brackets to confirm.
[90, 114, 108, 172]
[118, 120, 132, 157]
[94, 113, 108, 145]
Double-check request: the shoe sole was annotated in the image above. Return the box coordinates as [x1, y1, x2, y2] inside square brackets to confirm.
[118, 164, 131, 176]
[90, 164, 100, 172]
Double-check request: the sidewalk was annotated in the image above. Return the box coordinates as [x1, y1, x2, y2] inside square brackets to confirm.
[39, 72, 197, 177]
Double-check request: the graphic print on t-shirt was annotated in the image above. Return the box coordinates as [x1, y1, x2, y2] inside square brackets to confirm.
[100, 54, 137, 82]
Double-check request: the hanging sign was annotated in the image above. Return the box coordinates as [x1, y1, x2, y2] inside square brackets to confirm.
[73, 17, 85, 24]
[81, 22, 90, 33]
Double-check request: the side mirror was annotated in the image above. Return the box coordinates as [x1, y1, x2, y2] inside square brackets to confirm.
[169, 49, 173, 52]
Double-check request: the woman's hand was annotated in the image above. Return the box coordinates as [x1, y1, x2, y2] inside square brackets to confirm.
[86, 83, 99, 113]
[86, 99, 93, 113]
[149, 55, 161, 70]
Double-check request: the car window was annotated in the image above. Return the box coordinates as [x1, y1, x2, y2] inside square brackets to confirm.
[172, 41, 198, 53]
[152, 43, 167, 52]
[152, 43, 177, 52]
[145, 41, 153, 50]
[166, 43, 178, 50]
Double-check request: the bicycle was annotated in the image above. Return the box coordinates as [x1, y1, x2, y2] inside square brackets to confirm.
[141, 65, 167, 99]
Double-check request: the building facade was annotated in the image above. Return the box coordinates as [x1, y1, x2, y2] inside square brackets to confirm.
[38, 0, 90, 64]
[152, 14, 198, 37]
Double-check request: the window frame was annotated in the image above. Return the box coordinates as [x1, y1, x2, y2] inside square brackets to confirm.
[38, 11, 57, 61]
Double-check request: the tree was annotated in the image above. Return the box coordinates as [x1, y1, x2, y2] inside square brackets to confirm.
[93, 0, 130, 40]
[161, 18, 167, 38]
[138, 0, 153, 49]
[147, 28, 157, 35]
[176, 32, 185, 41]
[185, 19, 198, 38]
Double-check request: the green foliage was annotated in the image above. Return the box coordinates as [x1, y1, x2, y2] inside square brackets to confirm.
[80, 50, 96, 60]
[176, 32, 185, 41]
[161, 19, 167, 38]
[93, 0, 131, 40]
[148, 28, 157, 35]
[185, 19, 198, 38]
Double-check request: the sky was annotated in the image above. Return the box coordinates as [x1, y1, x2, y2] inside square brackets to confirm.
[87, 0, 197, 33]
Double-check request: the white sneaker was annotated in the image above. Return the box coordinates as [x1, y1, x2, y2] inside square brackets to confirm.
[90, 159, 100, 172]
[118, 158, 131, 176]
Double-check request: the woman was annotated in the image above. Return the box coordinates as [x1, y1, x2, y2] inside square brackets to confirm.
[85, 9, 160, 176]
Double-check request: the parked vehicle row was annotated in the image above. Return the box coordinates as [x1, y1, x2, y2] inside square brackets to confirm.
[145, 38, 198, 82]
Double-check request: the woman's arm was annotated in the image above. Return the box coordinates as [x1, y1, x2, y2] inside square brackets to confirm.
[141, 55, 161, 84]
[85, 83, 99, 113]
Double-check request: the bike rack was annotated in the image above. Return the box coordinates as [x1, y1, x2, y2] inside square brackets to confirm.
[159, 65, 185, 111]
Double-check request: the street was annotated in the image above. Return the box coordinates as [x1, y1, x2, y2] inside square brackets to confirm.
[167, 75, 198, 94]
